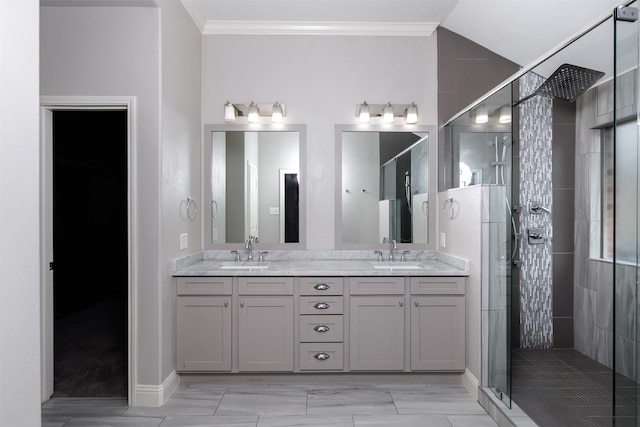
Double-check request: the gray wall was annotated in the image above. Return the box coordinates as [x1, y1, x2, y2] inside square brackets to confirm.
[202, 34, 438, 249]
[437, 27, 520, 191]
[41, 2, 202, 397]
[159, 0, 203, 384]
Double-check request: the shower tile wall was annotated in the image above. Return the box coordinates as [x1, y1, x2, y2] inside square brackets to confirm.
[551, 99, 575, 348]
[574, 80, 636, 380]
[519, 72, 553, 349]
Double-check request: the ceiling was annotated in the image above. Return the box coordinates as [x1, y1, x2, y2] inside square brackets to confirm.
[182, 0, 627, 69]
[41, 0, 630, 82]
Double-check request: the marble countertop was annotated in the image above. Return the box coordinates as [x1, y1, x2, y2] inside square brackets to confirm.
[172, 250, 468, 277]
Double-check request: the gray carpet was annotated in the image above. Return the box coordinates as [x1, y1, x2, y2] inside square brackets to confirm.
[53, 299, 127, 397]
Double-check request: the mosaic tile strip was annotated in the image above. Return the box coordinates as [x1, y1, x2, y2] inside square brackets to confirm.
[519, 72, 553, 348]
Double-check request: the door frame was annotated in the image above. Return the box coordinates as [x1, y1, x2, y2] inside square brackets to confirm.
[39, 96, 136, 403]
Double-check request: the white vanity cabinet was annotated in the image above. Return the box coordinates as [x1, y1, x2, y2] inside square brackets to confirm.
[410, 277, 465, 371]
[176, 277, 232, 372]
[298, 278, 344, 371]
[349, 278, 405, 371]
[238, 277, 294, 372]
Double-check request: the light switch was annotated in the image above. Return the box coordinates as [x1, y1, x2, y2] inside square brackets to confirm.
[440, 232, 446, 248]
[179, 233, 188, 250]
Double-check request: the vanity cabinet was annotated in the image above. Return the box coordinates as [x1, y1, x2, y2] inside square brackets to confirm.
[238, 277, 294, 371]
[410, 277, 465, 371]
[298, 278, 344, 371]
[176, 277, 232, 372]
[349, 278, 405, 371]
[175, 274, 466, 374]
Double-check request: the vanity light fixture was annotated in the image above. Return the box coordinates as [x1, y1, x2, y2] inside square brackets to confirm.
[382, 102, 395, 123]
[499, 105, 512, 124]
[224, 101, 236, 123]
[474, 105, 488, 124]
[358, 101, 371, 123]
[404, 102, 418, 124]
[224, 101, 287, 123]
[355, 102, 419, 124]
[247, 101, 260, 123]
[271, 101, 283, 123]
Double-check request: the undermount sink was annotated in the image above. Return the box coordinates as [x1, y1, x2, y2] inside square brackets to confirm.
[371, 262, 425, 270]
[218, 262, 270, 270]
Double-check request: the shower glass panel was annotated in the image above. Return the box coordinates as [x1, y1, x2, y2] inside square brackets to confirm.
[445, 84, 514, 408]
[613, 2, 639, 423]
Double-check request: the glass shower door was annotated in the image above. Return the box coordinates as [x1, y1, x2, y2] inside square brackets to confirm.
[613, 2, 640, 424]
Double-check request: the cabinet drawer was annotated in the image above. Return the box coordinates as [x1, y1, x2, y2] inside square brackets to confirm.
[177, 277, 232, 295]
[410, 277, 465, 295]
[349, 277, 405, 295]
[300, 296, 344, 315]
[238, 277, 294, 295]
[299, 315, 343, 342]
[299, 278, 344, 296]
[299, 343, 343, 370]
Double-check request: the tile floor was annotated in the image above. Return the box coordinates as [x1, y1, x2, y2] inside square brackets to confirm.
[42, 381, 498, 427]
[512, 348, 636, 427]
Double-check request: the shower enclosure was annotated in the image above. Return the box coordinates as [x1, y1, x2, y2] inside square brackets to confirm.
[444, 2, 640, 424]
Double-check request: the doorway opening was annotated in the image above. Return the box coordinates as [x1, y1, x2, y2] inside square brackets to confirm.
[41, 103, 132, 399]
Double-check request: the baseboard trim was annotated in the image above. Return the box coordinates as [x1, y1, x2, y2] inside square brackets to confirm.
[134, 371, 179, 407]
[461, 369, 479, 399]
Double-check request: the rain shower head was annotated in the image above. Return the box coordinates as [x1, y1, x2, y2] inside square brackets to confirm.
[514, 63, 604, 106]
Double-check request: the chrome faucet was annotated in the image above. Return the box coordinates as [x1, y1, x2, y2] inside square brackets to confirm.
[383, 237, 398, 262]
[245, 236, 259, 261]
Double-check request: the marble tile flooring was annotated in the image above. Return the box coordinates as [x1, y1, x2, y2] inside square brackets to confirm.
[42, 381, 498, 427]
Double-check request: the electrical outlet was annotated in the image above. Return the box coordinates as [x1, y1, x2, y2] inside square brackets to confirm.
[440, 232, 446, 248]
[179, 233, 188, 250]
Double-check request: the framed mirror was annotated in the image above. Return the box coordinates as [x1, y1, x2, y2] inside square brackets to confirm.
[203, 124, 306, 249]
[335, 125, 437, 249]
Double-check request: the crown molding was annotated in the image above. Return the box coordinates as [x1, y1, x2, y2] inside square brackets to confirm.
[181, 0, 207, 32]
[202, 20, 438, 36]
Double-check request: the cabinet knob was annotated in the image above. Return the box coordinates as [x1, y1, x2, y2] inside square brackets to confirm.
[224, 301, 229, 308]
[414, 301, 419, 307]
[314, 302, 330, 310]
[314, 283, 330, 291]
[240, 302, 244, 308]
[314, 352, 330, 361]
[399, 301, 404, 307]
[314, 325, 330, 333]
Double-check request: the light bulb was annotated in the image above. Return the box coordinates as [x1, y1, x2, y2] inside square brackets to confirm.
[499, 105, 511, 124]
[271, 101, 283, 123]
[404, 103, 418, 124]
[224, 101, 235, 123]
[475, 105, 488, 124]
[247, 101, 260, 123]
[382, 102, 395, 123]
[359, 101, 370, 123]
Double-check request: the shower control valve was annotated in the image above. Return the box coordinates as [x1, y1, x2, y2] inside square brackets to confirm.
[529, 201, 551, 215]
[527, 228, 550, 245]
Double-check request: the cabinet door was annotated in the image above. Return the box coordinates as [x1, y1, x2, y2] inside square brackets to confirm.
[177, 296, 231, 371]
[238, 297, 293, 371]
[411, 296, 465, 371]
[349, 296, 404, 370]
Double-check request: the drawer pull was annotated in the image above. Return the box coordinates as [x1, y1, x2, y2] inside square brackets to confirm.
[314, 352, 330, 361]
[314, 325, 330, 333]
[314, 302, 330, 310]
[314, 283, 330, 291]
